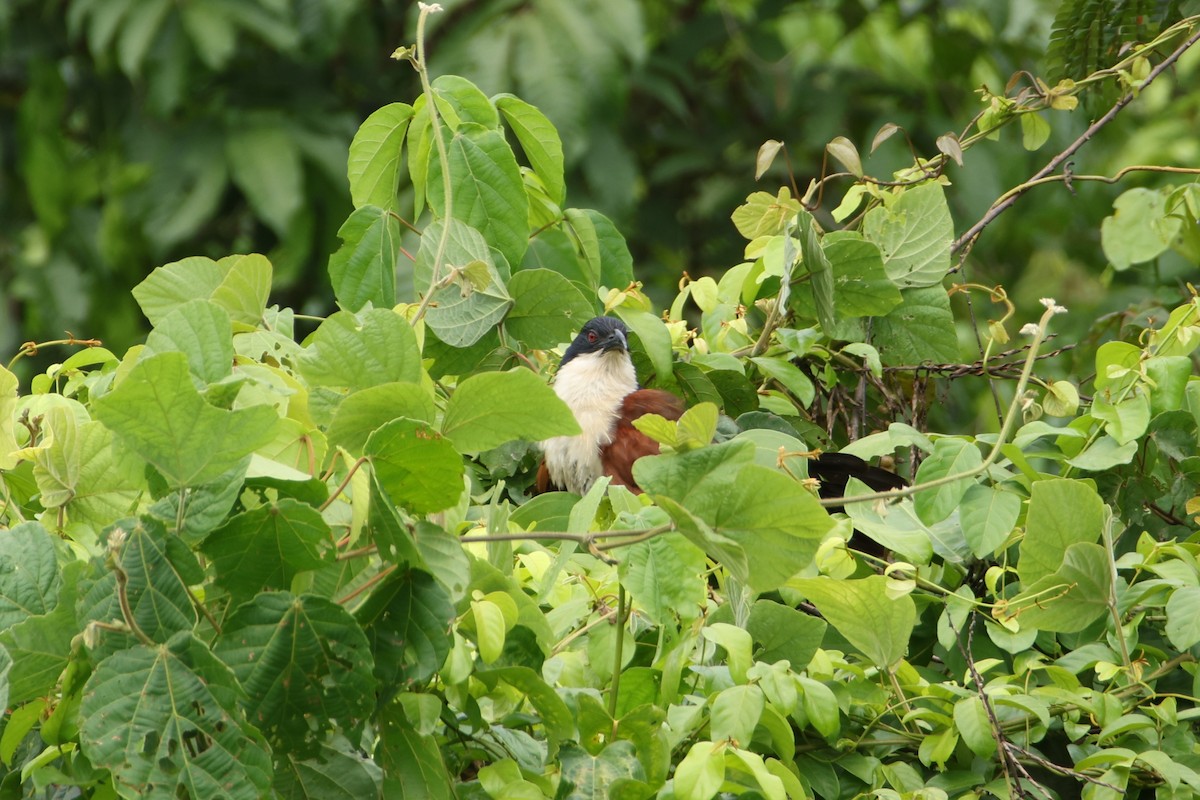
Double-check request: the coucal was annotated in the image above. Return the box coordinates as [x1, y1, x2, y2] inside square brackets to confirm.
[536, 316, 906, 503]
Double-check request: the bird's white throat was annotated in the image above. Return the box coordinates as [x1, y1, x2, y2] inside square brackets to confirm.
[541, 350, 638, 494]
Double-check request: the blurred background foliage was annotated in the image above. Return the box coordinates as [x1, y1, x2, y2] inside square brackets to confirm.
[2, 0, 1198, 378]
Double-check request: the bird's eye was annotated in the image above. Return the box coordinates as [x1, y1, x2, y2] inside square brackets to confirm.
[586, 331, 598, 343]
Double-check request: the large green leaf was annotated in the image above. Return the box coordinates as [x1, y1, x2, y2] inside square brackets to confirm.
[1166, 586, 1200, 650]
[747, 600, 826, 671]
[29, 408, 143, 528]
[1017, 479, 1105, 584]
[276, 739, 384, 800]
[376, 703, 453, 800]
[143, 299, 233, 384]
[560, 742, 645, 798]
[80, 632, 273, 800]
[326, 382, 436, 456]
[348, 102, 415, 211]
[504, 268, 595, 348]
[1008, 543, 1110, 632]
[133, 253, 272, 327]
[619, 533, 707, 625]
[440, 368, 580, 453]
[0, 521, 61, 629]
[634, 441, 834, 593]
[793, 576, 916, 668]
[112, 516, 204, 643]
[822, 231, 903, 317]
[0, 559, 81, 705]
[93, 352, 279, 488]
[413, 219, 514, 347]
[427, 122, 529, 271]
[215, 592, 376, 755]
[1100, 187, 1181, 270]
[872, 286, 959, 366]
[959, 484, 1021, 558]
[355, 569, 454, 693]
[912, 438, 983, 524]
[368, 474, 425, 568]
[365, 418, 465, 514]
[202, 499, 332, 602]
[297, 309, 421, 392]
[862, 182, 953, 288]
[328, 205, 401, 313]
[495, 93, 566, 206]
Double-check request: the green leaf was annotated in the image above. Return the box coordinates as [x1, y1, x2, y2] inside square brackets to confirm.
[619, 533, 707, 625]
[227, 121, 303, 236]
[144, 299, 233, 384]
[29, 408, 144, 528]
[431, 75, 500, 130]
[826, 136, 863, 176]
[427, 123, 529, 270]
[613, 307, 676, 387]
[495, 94, 565, 206]
[275, 739, 384, 800]
[297, 309, 422, 392]
[959, 484, 1020, 558]
[504, 269, 595, 348]
[748, 600, 826, 670]
[872, 286, 959, 366]
[80, 632, 273, 800]
[202, 498, 332, 602]
[412, 218, 514, 347]
[326, 382, 436, 456]
[1092, 392, 1151, 444]
[355, 569, 454, 692]
[0, 365, 18, 470]
[366, 418, 464, 515]
[328, 205, 401, 312]
[798, 677, 839, 739]
[1020, 112, 1051, 150]
[113, 516, 203, 643]
[731, 188, 801, 239]
[1008, 543, 1110, 632]
[822, 231, 903, 317]
[1101, 188, 1181, 270]
[94, 352, 279, 487]
[560, 742, 645, 799]
[215, 592, 376, 754]
[675, 741, 726, 800]
[376, 703, 453, 800]
[635, 441, 834, 593]
[181, 0, 236, 70]
[1165, 586, 1200, 650]
[0, 522, 60, 629]
[348, 102, 414, 211]
[797, 209, 835, 333]
[367, 473, 425, 568]
[133, 253, 272, 327]
[711, 685, 764, 744]
[1018, 479, 1105, 584]
[912, 438, 983, 524]
[863, 182, 953, 288]
[441, 368, 580, 453]
[793, 575, 916, 667]
[0, 560, 81, 705]
[750, 356, 815, 406]
[954, 696, 997, 758]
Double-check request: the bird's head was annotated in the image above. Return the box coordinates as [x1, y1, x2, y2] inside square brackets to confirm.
[560, 317, 629, 368]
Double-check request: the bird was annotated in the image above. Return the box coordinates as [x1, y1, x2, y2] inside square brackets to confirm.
[536, 316, 907, 503]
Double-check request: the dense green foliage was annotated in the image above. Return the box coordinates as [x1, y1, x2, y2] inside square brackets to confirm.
[2, 3, 1200, 800]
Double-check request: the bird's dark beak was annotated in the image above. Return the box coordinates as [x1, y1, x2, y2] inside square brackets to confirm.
[602, 328, 627, 352]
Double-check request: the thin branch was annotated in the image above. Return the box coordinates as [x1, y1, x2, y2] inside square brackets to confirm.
[952, 25, 1200, 256]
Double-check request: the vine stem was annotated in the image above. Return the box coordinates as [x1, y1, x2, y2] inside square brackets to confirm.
[952, 23, 1200, 256]
[819, 300, 1065, 509]
[410, 2, 455, 325]
[608, 584, 627, 732]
